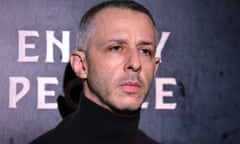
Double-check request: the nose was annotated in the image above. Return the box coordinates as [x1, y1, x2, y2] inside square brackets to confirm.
[124, 49, 141, 72]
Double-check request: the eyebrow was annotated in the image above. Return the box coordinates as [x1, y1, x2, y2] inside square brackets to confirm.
[108, 39, 155, 47]
[108, 39, 127, 44]
[137, 41, 155, 47]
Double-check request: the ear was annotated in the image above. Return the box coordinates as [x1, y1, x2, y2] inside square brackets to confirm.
[154, 57, 160, 74]
[70, 50, 88, 79]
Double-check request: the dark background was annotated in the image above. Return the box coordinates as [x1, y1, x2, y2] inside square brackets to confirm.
[0, 0, 239, 143]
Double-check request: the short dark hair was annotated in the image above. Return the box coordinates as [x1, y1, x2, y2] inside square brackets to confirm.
[76, 0, 157, 51]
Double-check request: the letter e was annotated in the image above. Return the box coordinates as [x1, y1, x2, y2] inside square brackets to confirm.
[18, 30, 39, 62]
[37, 77, 58, 109]
[155, 78, 177, 109]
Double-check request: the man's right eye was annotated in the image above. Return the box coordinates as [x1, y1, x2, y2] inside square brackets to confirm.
[110, 46, 122, 52]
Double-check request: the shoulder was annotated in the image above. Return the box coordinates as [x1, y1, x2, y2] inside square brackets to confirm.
[29, 129, 56, 144]
[29, 113, 77, 144]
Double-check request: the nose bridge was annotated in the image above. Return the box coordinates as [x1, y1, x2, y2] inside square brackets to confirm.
[125, 46, 141, 72]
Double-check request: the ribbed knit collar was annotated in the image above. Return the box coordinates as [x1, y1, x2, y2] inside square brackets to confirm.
[74, 95, 141, 144]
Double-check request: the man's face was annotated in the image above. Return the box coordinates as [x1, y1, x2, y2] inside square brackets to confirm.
[84, 8, 159, 112]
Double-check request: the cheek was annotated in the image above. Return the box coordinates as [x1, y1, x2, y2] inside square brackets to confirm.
[88, 58, 119, 84]
[101, 56, 124, 77]
[87, 50, 124, 77]
[141, 63, 156, 84]
[142, 60, 156, 74]
[107, 55, 125, 67]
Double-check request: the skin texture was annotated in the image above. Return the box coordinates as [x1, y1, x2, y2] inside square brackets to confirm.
[71, 8, 160, 114]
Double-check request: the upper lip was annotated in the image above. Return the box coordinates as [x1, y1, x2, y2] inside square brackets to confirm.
[120, 81, 141, 87]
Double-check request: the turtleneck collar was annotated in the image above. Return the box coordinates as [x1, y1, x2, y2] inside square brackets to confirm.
[74, 95, 141, 143]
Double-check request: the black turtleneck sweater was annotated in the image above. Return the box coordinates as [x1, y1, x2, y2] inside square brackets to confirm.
[30, 96, 159, 144]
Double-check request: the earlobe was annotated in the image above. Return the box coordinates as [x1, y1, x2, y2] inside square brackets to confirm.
[70, 50, 88, 79]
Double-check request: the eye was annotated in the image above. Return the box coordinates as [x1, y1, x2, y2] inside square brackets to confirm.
[140, 49, 152, 56]
[110, 45, 122, 52]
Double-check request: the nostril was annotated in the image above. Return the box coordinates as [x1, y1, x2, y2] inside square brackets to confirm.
[126, 63, 141, 72]
[124, 50, 142, 72]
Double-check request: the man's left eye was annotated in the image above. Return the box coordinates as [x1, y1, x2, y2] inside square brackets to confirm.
[140, 49, 152, 56]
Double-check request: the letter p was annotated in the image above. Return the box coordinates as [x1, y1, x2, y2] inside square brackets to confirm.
[9, 77, 30, 108]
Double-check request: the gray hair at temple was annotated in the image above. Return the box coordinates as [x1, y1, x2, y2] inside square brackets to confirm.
[76, 0, 158, 53]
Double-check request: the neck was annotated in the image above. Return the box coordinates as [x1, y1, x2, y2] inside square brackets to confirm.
[75, 95, 140, 143]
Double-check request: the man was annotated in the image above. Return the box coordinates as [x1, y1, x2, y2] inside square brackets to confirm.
[30, 1, 160, 144]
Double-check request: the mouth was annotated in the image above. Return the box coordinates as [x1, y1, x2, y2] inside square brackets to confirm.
[119, 81, 141, 93]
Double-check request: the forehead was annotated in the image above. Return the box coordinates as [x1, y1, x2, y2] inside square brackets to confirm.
[92, 7, 156, 41]
[94, 7, 154, 26]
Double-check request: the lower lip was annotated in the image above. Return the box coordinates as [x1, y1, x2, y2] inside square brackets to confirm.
[120, 85, 141, 93]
